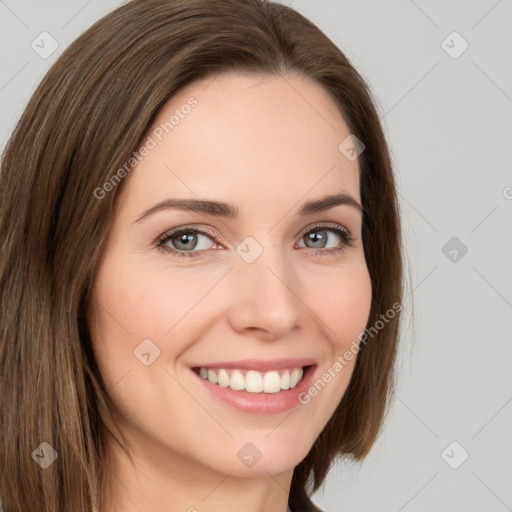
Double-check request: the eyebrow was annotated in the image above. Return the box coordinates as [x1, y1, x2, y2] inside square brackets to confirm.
[134, 192, 363, 223]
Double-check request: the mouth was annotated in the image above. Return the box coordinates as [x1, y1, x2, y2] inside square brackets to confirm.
[191, 364, 315, 394]
[188, 357, 318, 414]
[190, 362, 317, 414]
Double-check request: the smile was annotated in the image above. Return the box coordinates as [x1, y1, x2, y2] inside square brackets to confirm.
[194, 366, 305, 393]
[190, 363, 317, 415]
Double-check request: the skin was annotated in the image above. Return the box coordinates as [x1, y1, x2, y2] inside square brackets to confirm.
[88, 72, 372, 512]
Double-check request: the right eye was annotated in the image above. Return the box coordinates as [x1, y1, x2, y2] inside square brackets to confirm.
[155, 226, 223, 258]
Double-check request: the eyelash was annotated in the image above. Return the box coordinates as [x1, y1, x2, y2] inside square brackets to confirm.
[154, 223, 354, 259]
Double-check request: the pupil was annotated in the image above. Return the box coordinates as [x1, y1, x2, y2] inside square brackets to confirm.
[175, 233, 196, 250]
[308, 231, 326, 248]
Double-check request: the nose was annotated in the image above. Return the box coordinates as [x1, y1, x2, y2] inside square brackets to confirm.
[225, 245, 302, 341]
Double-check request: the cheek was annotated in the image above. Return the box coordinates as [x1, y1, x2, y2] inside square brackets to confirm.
[87, 255, 208, 438]
[296, 264, 372, 422]
[312, 263, 373, 349]
[88, 253, 232, 399]
[90, 256, 209, 349]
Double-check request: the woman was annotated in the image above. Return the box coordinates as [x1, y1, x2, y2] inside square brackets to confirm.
[0, 1, 403, 511]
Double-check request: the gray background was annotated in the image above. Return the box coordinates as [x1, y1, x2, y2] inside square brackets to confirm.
[1, 1, 511, 511]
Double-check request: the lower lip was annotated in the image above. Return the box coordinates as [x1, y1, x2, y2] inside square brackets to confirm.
[191, 365, 317, 415]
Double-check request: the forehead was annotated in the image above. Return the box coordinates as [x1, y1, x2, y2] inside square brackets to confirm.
[118, 72, 360, 216]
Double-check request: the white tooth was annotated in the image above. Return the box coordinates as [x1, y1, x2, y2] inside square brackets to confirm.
[281, 369, 290, 390]
[207, 369, 218, 384]
[263, 371, 281, 393]
[202, 367, 305, 393]
[245, 370, 263, 393]
[289, 367, 303, 388]
[229, 370, 245, 391]
[218, 369, 230, 388]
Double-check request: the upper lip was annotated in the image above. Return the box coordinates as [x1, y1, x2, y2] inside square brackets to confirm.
[192, 358, 317, 372]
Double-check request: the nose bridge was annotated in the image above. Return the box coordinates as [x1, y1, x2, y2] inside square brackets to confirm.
[225, 238, 302, 338]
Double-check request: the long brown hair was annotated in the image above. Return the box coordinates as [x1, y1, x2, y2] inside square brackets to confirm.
[0, 1, 403, 510]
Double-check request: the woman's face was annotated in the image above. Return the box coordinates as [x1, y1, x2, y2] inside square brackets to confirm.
[89, 72, 372, 481]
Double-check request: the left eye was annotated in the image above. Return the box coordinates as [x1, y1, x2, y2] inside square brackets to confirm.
[155, 224, 352, 258]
